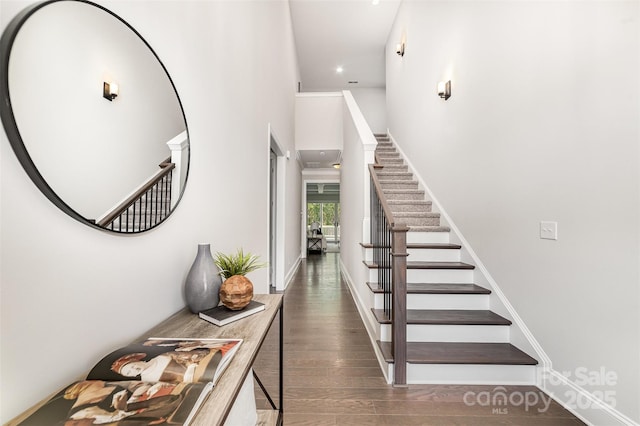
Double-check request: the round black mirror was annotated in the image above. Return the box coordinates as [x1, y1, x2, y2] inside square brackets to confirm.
[0, 0, 189, 233]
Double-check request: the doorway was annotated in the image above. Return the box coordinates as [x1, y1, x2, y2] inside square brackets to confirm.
[269, 149, 277, 290]
[305, 182, 340, 254]
[268, 125, 286, 291]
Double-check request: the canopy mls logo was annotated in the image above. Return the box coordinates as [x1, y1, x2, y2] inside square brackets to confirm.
[464, 367, 619, 415]
[463, 387, 553, 415]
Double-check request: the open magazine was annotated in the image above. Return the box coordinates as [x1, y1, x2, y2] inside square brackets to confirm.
[19, 338, 242, 425]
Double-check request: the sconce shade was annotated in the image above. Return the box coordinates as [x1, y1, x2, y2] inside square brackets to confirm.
[438, 80, 451, 100]
[103, 81, 118, 101]
[396, 42, 405, 56]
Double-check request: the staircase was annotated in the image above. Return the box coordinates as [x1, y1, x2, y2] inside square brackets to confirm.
[110, 182, 173, 232]
[98, 162, 174, 233]
[364, 134, 538, 385]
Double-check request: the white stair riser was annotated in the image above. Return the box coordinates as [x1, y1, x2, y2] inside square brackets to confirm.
[407, 268, 474, 283]
[407, 248, 461, 262]
[364, 247, 460, 262]
[407, 232, 450, 244]
[367, 268, 474, 283]
[373, 293, 489, 310]
[363, 247, 374, 262]
[404, 364, 537, 385]
[408, 294, 489, 310]
[380, 324, 510, 343]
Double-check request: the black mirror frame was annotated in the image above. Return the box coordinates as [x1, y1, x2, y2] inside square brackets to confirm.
[0, 0, 190, 234]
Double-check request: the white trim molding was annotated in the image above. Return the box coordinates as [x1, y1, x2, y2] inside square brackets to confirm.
[387, 129, 637, 426]
[540, 368, 639, 426]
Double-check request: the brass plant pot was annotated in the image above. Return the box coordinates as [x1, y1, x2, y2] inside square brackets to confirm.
[219, 275, 253, 310]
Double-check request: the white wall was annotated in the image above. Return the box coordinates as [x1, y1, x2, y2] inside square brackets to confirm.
[339, 99, 368, 313]
[0, 0, 300, 421]
[339, 91, 379, 346]
[387, 1, 639, 423]
[295, 92, 343, 151]
[349, 87, 387, 134]
[8, 1, 185, 219]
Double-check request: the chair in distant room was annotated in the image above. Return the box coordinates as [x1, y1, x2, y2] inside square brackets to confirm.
[307, 222, 326, 254]
[310, 221, 321, 236]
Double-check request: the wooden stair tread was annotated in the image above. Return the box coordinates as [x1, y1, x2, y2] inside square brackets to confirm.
[407, 243, 461, 249]
[377, 341, 538, 365]
[367, 282, 490, 295]
[366, 281, 489, 294]
[371, 309, 512, 325]
[360, 243, 461, 249]
[363, 261, 475, 270]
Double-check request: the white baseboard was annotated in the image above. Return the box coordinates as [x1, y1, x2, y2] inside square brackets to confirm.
[281, 255, 301, 291]
[539, 368, 639, 426]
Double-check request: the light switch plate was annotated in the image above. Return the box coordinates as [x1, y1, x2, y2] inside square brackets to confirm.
[540, 221, 558, 240]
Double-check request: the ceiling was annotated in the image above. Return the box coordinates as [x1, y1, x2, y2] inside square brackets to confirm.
[307, 182, 340, 203]
[307, 183, 340, 194]
[289, 0, 400, 169]
[297, 149, 341, 169]
[289, 0, 401, 92]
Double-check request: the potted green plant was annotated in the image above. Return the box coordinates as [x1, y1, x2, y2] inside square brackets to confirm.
[214, 248, 266, 310]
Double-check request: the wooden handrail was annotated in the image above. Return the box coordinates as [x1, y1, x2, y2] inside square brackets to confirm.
[369, 163, 396, 228]
[97, 162, 175, 227]
[368, 153, 408, 386]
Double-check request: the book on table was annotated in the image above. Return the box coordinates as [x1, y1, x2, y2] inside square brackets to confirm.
[199, 300, 265, 326]
[19, 337, 242, 425]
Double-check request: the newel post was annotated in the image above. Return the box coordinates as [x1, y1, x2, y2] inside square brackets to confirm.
[166, 131, 189, 209]
[391, 224, 409, 386]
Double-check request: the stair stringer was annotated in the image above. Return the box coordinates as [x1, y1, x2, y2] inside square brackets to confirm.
[386, 131, 638, 426]
[386, 130, 550, 373]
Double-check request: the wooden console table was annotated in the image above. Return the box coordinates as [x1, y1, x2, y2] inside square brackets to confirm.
[146, 294, 283, 425]
[7, 293, 283, 426]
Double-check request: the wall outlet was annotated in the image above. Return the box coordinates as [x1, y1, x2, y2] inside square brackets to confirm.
[540, 221, 558, 240]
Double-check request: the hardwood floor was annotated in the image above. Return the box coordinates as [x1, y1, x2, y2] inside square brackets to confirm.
[252, 252, 584, 425]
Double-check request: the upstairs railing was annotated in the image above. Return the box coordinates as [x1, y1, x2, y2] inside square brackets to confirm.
[97, 159, 175, 233]
[369, 160, 409, 386]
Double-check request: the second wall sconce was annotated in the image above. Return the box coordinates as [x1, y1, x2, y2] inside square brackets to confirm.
[438, 80, 451, 100]
[396, 42, 405, 57]
[103, 81, 119, 101]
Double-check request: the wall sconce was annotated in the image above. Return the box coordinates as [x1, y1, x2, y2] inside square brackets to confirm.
[396, 42, 405, 57]
[332, 162, 341, 169]
[103, 81, 119, 101]
[438, 80, 451, 100]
